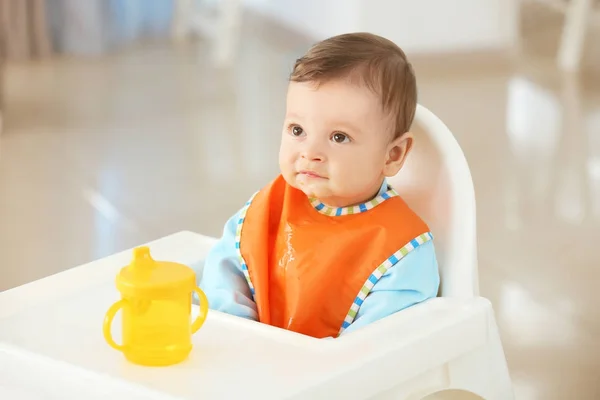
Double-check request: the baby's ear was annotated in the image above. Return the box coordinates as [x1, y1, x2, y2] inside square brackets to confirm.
[383, 132, 413, 177]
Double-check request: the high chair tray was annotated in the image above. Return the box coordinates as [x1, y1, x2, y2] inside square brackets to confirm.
[0, 342, 179, 400]
[0, 231, 493, 399]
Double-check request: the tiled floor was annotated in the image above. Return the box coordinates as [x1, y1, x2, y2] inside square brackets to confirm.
[1, 7, 600, 399]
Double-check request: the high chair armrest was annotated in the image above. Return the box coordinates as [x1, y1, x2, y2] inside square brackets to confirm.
[293, 297, 497, 399]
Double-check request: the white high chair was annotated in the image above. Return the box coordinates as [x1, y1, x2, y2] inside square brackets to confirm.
[190, 104, 514, 399]
[0, 105, 513, 399]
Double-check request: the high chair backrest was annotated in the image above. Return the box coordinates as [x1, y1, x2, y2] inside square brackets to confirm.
[387, 105, 478, 298]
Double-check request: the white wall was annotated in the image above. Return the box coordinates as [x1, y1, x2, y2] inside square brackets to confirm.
[243, 0, 360, 40]
[243, 0, 519, 54]
[360, 0, 519, 53]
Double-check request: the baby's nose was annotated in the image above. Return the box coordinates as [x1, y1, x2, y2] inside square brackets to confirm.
[304, 153, 323, 162]
[301, 142, 325, 162]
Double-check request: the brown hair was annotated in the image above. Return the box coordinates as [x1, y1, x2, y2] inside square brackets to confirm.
[290, 32, 417, 139]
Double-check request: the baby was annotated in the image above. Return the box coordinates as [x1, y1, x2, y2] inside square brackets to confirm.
[198, 32, 440, 339]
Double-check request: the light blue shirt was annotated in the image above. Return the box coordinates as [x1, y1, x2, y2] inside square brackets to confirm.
[196, 181, 440, 336]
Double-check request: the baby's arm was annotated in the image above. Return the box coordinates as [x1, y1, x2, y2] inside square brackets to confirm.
[193, 210, 258, 320]
[341, 240, 440, 335]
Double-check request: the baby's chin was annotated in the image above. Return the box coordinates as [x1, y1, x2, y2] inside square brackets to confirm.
[296, 185, 320, 199]
[294, 181, 332, 199]
[301, 189, 323, 200]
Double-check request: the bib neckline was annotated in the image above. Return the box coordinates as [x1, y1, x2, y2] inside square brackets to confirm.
[309, 186, 399, 216]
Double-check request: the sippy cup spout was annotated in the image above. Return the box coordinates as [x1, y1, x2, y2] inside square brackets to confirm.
[134, 246, 152, 260]
[131, 246, 154, 270]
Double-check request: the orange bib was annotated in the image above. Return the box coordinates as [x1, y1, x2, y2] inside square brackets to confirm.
[237, 175, 431, 338]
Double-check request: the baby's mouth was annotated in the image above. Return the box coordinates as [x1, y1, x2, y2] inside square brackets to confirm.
[298, 170, 326, 179]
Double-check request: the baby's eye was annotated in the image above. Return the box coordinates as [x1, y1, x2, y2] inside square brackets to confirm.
[291, 125, 305, 137]
[332, 132, 350, 143]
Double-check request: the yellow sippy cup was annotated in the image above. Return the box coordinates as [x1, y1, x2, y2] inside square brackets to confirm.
[103, 246, 209, 366]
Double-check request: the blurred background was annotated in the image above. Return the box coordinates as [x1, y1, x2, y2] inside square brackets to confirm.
[0, 0, 599, 398]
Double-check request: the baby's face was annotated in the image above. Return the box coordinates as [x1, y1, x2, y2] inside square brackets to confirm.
[279, 78, 398, 207]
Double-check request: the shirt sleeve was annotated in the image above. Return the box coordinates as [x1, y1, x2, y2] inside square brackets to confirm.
[340, 239, 440, 335]
[194, 209, 258, 321]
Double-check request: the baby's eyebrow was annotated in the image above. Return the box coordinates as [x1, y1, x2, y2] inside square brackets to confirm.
[285, 112, 303, 120]
[329, 120, 361, 134]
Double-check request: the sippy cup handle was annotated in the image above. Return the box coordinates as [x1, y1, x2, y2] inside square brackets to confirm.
[103, 299, 126, 352]
[191, 287, 209, 333]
